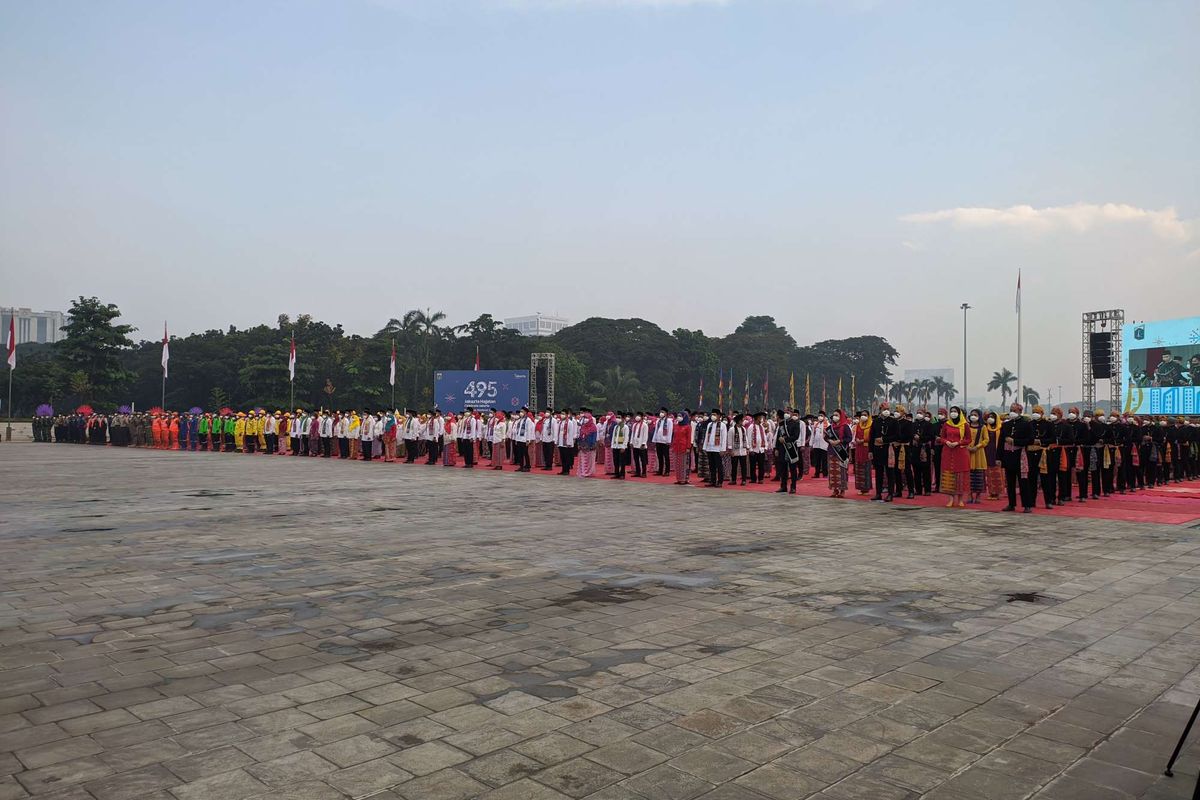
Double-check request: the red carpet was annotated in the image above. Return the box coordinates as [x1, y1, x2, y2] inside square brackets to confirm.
[382, 453, 1200, 527]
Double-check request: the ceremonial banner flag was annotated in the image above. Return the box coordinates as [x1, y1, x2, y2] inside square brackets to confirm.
[838, 376, 843, 408]
[763, 369, 769, 407]
[288, 335, 296, 381]
[718, 367, 724, 410]
[161, 323, 169, 378]
[805, 373, 811, 413]
[389, 340, 396, 387]
[474, 345, 480, 371]
[6, 315, 15, 369]
[743, 373, 749, 408]
[789, 372, 795, 408]
[1015, 269, 1022, 313]
[698, 377, 704, 408]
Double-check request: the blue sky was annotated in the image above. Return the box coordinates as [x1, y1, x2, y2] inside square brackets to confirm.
[2, 0, 1197, 404]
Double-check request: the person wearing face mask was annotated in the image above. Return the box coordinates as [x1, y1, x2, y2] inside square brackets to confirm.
[870, 402, 893, 501]
[651, 408, 674, 477]
[964, 409, 989, 504]
[999, 402, 1035, 512]
[852, 409, 874, 496]
[774, 408, 801, 493]
[729, 413, 750, 486]
[939, 406, 970, 508]
[671, 411, 693, 484]
[693, 410, 710, 484]
[575, 409, 599, 478]
[982, 411, 1003, 500]
[1040, 406, 1067, 507]
[1074, 409, 1098, 498]
[911, 408, 934, 496]
[888, 405, 914, 501]
[1117, 414, 1140, 492]
[810, 412, 829, 479]
[930, 408, 946, 491]
[1028, 405, 1052, 508]
[826, 409, 853, 498]
[747, 412, 770, 484]
[556, 409, 578, 475]
[628, 412, 650, 478]
[1171, 417, 1188, 483]
[701, 409, 729, 488]
[1085, 408, 1111, 497]
[534, 408, 554, 470]
[608, 413, 630, 479]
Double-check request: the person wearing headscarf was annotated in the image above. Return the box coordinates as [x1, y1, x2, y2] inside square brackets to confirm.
[965, 409, 989, 504]
[939, 405, 970, 508]
[576, 409, 598, 478]
[851, 409, 873, 496]
[442, 413, 457, 465]
[826, 410, 852, 498]
[671, 411, 693, 485]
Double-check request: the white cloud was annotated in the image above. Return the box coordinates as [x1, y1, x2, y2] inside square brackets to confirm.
[900, 203, 1193, 242]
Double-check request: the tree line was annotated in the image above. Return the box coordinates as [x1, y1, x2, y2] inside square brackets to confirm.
[10, 297, 902, 416]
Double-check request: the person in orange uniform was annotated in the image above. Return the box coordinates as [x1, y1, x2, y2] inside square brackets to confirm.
[167, 413, 180, 450]
[151, 413, 164, 448]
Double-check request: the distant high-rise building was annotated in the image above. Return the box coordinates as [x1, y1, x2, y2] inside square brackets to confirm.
[504, 313, 570, 337]
[1, 307, 66, 345]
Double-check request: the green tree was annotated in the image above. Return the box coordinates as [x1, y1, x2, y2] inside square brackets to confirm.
[987, 368, 1016, 406]
[58, 297, 136, 404]
[1022, 386, 1040, 407]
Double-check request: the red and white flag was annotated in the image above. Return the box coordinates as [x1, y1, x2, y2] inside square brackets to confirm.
[161, 322, 169, 378]
[5, 315, 15, 370]
[389, 340, 396, 387]
[288, 335, 296, 382]
[1015, 269, 1022, 314]
[474, 345, 480, 372]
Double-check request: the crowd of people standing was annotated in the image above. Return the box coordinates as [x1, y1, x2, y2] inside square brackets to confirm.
[34, 403, 1199, 510]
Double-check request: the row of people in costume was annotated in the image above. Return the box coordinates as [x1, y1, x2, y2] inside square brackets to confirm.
[40, 405, 1199, 508]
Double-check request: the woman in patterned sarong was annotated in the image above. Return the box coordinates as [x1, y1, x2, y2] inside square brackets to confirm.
[965, 409, 990, 504]
[939, 406, 970, 508]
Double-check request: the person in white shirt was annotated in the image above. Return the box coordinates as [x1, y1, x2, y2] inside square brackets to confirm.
[651, 408, 674, 476]
[702, 409, 729, 487]
[425, 410, 443, 464]
[335, 412, 350, 459]
[728, 413, 750, 486]
[810, 411, 829, 478]
[609, 413, 631, 479]
[510, 407, 535, 472]
[556, 410, 578, 475]
[404, 410, 423, 463]
[290, 410, 304, 457]
[359, 412, 376, 461]
[746, 412, 770, 484]
[318, 411, 334, 458]
[538, 409, 557, 470]
[458, 410, 481, 468]
[629, 412, 650, 478]
[264, 412, 279, 455]
[489, 411, 509, 470]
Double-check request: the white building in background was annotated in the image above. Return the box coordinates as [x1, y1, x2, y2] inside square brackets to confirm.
[1, 307, 66, 345]
[504, 313, 570, 337]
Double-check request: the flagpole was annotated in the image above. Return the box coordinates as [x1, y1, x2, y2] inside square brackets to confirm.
[161, 321, 167, 410]
[1016, 270, 1023, 406]
[6, 308, 12, 441]
[391, 338, 396, 409]
[5, 365, 11, 443]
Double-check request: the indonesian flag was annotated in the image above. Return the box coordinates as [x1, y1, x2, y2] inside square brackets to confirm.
[1015, 269, 1022, 314]
[5, 315, 15, 370]
[288, 335, 296, 381]
[474, 345, 480, 372]
[161, 322, 169, 378]
[389, 340, 396, 387]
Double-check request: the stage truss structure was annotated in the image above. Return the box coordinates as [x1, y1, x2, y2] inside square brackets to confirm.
[1082, 309, 1124, 412]
[530, 352, 555, 412]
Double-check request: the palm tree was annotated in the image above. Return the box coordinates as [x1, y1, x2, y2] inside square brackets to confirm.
[929, 376, 949, 409]
[987, 368, 1016, 406]
[943, 383, 958, 405]
[587, 367, 642, 410]
[916, 378, 933, 408]
[1022, 386, 1040, 407]
[888, 380, 906, 403]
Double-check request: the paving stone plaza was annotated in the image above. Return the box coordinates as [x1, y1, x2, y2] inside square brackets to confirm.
[3, 444, 1200, 800]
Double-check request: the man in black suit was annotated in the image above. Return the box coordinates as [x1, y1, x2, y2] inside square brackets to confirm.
[1000, 403, 1035, 512]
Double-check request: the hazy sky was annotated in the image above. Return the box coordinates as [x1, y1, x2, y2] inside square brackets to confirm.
[3, 0, 1197, 404]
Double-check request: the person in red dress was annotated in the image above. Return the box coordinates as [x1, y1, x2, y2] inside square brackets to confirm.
[940, 405, 971, 508]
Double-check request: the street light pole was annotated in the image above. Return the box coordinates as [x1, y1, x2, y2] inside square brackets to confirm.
[961, 303, 971, 408]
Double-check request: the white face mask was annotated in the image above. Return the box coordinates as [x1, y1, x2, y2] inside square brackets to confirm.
[1008, 412, 1019, 420]
[818, 415, 825, 421]
[860, 415, 868, 422]
[1160, 421, 1168, 426]
[950, 412, 959, 420]
[711, 415, 718, 421]
[832, 415, 840, 422]
[1068, 413, 1077, 420]
[1031, 413, 1041, 420]
[1107, 416, 1116, 423]
[635, 415, 642, 421]
[659, 412, 666, 418]
[1050, 414, 1059, 421]
[969, 415, 979, 423]
[1083, 416, 1092, 423]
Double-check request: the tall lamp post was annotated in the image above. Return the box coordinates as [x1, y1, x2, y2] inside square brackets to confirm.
[961, 303, 971, 408]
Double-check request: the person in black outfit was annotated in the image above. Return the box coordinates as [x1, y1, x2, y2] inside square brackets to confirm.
[1047, 407, 1072, 505]
[1034, 406, 1058, 509]
[774, 409, 800, 494]
[889, 405, 914, 500]
[999, 402, 1035, 512]
[871, 403, 893, 501]
[1115, 414, 1135, 493]
[911, 409, 934, 496]
[930, 408, 946, 491]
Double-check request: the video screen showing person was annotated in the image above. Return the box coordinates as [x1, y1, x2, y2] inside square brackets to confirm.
[1127, 345, 1200, 388]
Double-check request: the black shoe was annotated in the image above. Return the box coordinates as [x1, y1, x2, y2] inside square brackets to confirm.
[788, 488, 796, 494]
[775, 488, 787, 493]
[1002, 505, 1015, 512]
[1023, 508, 1033, 513]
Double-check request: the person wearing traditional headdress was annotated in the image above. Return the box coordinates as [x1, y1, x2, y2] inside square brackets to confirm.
[609, 413, 631, 479]
[727, 413, 749, 486]
[652, 408, 674, 477]
[887, 404, 913, 500]
[629, 411, 650, 478]
[939, 405, 970, 508]
[999, 402, 1035, 512]
[911, 408, 934, 496]
[576, 409, 598, 478]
